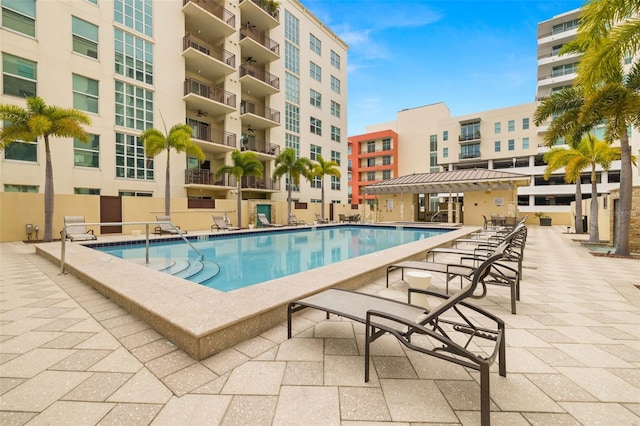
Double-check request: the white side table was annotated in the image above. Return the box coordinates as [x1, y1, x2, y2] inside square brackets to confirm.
[406, 271, 432, 309]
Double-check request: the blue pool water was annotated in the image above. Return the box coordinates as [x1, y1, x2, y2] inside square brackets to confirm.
[95, 225, 449, 292]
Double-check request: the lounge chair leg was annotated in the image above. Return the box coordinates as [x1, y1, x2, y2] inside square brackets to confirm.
[499, 327, 506, 377]
[364, 324, 371, 382]
[511, 284, 517, 314]
[480, 363, 490, 426]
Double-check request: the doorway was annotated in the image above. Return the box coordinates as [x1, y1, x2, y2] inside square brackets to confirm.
[100, 196, 122, 234]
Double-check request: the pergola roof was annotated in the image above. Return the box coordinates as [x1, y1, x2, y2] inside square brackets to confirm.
[362, 168, 531, 195]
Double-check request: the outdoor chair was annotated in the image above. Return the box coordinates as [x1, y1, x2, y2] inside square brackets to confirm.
[288, 245, 509, 426]
[257, 213, 283, 228]
[348, 214, 361, 223]
[211, 215, 239, 232]
[314, 213, 329, 224]
[339, 214, 347, 223]
[154, 215, 187, 235]
[63, 216, 97, 242]
[289, 214, 310, 226]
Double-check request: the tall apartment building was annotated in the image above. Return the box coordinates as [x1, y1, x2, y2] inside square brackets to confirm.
[0, 0, 348, 208]
[348, 7, 638, 219]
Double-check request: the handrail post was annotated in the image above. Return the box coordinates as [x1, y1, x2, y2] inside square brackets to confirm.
[60, 228, 67, 274]
[145, 224, 150, 264]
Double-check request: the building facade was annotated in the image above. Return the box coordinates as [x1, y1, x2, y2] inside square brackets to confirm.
[1, 0, 349, 209]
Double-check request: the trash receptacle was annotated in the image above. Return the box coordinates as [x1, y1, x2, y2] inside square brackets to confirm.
[406, 271, 431, 309]
[582, 216, 588, 232]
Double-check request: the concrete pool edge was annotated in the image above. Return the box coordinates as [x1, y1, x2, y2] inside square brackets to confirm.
[34, 226, 477, 360]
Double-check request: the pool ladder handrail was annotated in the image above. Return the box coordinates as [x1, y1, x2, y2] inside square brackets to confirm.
[59, 220, 205, 275]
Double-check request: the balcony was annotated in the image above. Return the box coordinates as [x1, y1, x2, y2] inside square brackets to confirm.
[458, 152, 481, 160]
[182, 0, 235, 41]
[183, 78, 236, 118]
[240, 24, 280, 64]
[239, 64, 279, 97]
[185, 169, 231, 186]
[183, 34, 235, 81]
[190, 123, 237, 151]
[240, 100, 280, 129]
[239, 0, 279, 29]
[458, 132, 481, 143]
[240, 138, 280, 157]
[235, 175, 280, 191]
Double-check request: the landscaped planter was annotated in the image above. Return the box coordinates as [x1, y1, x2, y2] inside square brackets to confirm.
[539, 217, 552, 226]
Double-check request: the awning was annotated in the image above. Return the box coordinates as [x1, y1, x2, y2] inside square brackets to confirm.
[362, 168, 531, 195]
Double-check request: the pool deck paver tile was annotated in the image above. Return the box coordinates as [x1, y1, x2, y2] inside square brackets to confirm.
[1, 227, 639, 425]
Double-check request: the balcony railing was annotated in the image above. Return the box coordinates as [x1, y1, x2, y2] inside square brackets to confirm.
[239, 65, 279, 89]
[184, 78, 236, 108]
[190, 123, 237, 148]
[243, 0, 280, 20]
[183, 0, 236, 27]
[241, 138, 280, 156]
[185, 169, 230, 186]
[240, 25, 280, 55]
[458, 132, 481, 142]
[458, 152, 482, 160]
[240, 100, 280, 123]
[183, 33, 235, 68]
[236, 175, 280, 190]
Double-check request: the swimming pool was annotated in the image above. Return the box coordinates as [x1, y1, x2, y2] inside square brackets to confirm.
[95, 225, 450, 291]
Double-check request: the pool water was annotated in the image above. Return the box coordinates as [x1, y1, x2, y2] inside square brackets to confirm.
[95, 226, 449, 291]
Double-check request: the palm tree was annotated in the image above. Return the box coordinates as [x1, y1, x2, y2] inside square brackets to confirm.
[543, 135, 622, 242]
[533, 86, 595, 234]
[215, 150, 263, 228]
[272, 148, 312, 223]
[140, 123, 204, 216]
[311, 155, 341, 220]
[577, 63, 640, 255]
[0, 97, 91, 241]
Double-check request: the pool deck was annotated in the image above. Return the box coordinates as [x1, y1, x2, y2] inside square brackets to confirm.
[1, 226, 640, 425]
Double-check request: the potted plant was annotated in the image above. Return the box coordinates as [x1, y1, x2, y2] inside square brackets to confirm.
[535, 212, 552, 226]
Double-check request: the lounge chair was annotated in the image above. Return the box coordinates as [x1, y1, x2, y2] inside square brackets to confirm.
[289, 214, 310, 226]
[314, 213, 329, 224]
[386, 260, 476, 293]
[338, 214, 347, 223]
[154, 215, 187, 235]
[348, 214, 361, 223]
[211, 215, 240, 232]
[257, 213, 283, 228]
[63, 216, 97, 241]
[288, 245, 509, 426]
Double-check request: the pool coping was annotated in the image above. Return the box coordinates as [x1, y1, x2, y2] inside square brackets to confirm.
[34, 225, 477, 360]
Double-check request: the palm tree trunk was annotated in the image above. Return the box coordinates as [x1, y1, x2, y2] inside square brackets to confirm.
[574, 181, 584, 234]
[615, 134, 632, 256]
[43, 136, 54, 242]
[287, 175, 292, 223]
[589, 166, 599, 243]
[237, 181, 242, 228]
[165, 151, 171, 215]
[320, 179, 325, 219]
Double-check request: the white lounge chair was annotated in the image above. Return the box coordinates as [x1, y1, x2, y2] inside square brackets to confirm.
[63, 216, 97, 241]
[211, 215, 240, 232]
[154, 215, 187, 235]
[257, 213, 283, 228]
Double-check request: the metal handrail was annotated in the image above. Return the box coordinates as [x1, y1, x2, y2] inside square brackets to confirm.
[60, 221, 204, 275]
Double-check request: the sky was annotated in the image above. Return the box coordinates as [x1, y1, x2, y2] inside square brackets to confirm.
[299, 0, 585, 135]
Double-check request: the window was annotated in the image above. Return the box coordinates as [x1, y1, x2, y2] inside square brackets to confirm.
[2, 0, 35, 37]
[309, 33, 321, 54]
[552, 18, 579, 35]
[330, 50, 340, 69]
[285, 133, 299, 157]
[508, 139, 515, 150]
[494, 141, 501, 152]
[72, 74, 99, 114]
[443, 130, 448, 141]
[119, 190, 152, 197]
[72, 17, 98, 59]
[310, 117, 321, 135]
[508, 120, 515, 132]
[382, 170, 391, 180]
[310, 89, 321, 108]
[284, 41, 299, 74]
[331, 175, 340, 190]
[430, 152, 437, 167]
[2, 53, 36, 97]
[367, 171, 375, 181]
[330, 125, 340, 142]
[75, 187, 100, 195]
[115, 80, 153, 130]
[284, 10, 299, 44]
[310, 144, 321, 161]
[331, 150, 340, 165]
[443, 147, 448, 158]
[460, 143, 480, 159]
[330, 100, 340, 117]
[460, 120, 480, 140]
[285, 73, 299, 103]
[115, 29, 153, 84]
[114, 0, 152, 37]
[429, 135, 437, 152]
[4, 184, 38, 192]
[330, 75, 340, 94]
[3, 121, 36, 162]
[494, 122, 501, 134]
[522, 118, 529, 130]
[310, 62, 321, 81]
[382, 138, 391, 151]
[522, 137, 530, 149]
[382, 155, 391, 165]
[367, 158, 375, 167]
[311, 176, 321, 188]
[74, 134, 100, 167]
[115, 132, 154, 180]
[367, 141, 375, 153]
[552, 62, 578, 77]
[285, 103, 299, 133]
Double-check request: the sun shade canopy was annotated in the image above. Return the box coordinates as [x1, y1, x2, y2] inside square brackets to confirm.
[362, 168, 531, 195]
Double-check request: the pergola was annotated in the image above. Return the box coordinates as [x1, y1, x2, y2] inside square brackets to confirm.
[362, 168, 532, 223]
